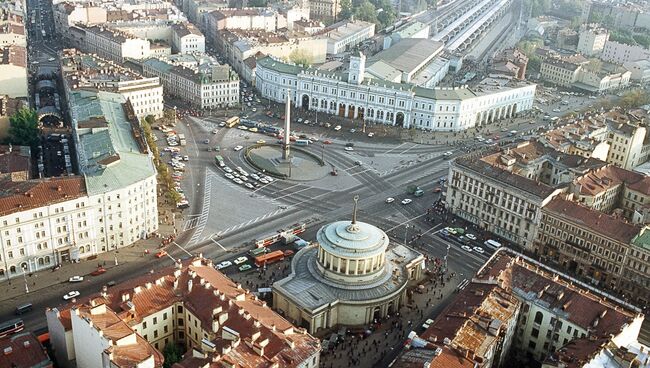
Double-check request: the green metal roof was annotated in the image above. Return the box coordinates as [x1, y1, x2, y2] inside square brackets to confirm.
[71, 90, 156, 195]
[632, 228, 650, 250]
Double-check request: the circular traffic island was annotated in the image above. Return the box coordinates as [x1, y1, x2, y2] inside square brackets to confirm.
[245, 143, 329, 181]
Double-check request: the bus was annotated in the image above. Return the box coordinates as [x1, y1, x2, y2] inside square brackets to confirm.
[295, 139, 309, 146]
[484, 239, 502, 249]
[254, 250, 285, 268]
[225, 116, 240, 128]
[214, 155, 225, 167]
[249, 247, 267, 257]
[0, 319, 24, 338]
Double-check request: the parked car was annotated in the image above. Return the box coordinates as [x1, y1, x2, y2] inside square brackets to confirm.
[234, 256, 248, 265]
[461, 245, 472, 252]
[216, 261, 232, 269]
[239, 264, 252, 272]
[63, 291, 80, 300]
[385, 197, 395, 203]
[473, 246, 485, 254]
[68, 276, 84, 283]
[401, 198, 412, 205]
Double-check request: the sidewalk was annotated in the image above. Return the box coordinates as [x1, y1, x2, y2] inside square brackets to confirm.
[0, 220, 182, 302]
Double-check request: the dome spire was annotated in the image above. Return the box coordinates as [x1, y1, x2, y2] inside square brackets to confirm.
[347, 195, 360, 232]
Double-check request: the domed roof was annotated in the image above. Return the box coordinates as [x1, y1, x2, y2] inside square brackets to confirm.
[317, 220, 389, 258]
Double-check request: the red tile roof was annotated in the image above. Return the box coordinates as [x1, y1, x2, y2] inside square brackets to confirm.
[0, 332, 52, 368]
[544, 197, 642, 243]
[0, 176, 87, 217]
[59, 258, 320, 368]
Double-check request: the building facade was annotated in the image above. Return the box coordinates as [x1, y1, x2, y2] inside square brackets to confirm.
[601, 40, 650, 65]
[577, 24, 608, 56]
[141, 56, 239, 109]
[46, 257, 321, 368]
[309, 0, 340, 20]
[255, 55, 536, 131]
[60, 49, 164, 118]
[0, 44, 27, 98]
[71, 25, 151, 63]
[395, 249, 646, 367]
[323, 19, 375, 54]
[171, 22, 205, 54]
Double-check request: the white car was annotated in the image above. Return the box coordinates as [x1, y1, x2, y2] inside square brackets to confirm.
[473, 246, 485, 254]
[385, 197, 395, 203]
[68, 276, 84, 283]
[344, 147, 354, 152]
[245, 183, 254, 189]
[234, 178, 244, 185]
[461, 245, 473, 252]
[443, 151, 452, 157]
[401, 199, 412, 205]
[212, 129, 219, 134]
[216, 261, 232, 270]
[259, 178, 269, 184]
[223, 167, 233, 173]
[466, 234, 477, 240]
[234, 256, 248, 265]
[233, 145, 243, 151]
[251, 174, 260, 180]
[48, 57, 55, 62]
[367, 132, 374, 138]
[225, 173, 235, 180]
[183, 155, 189, 161]
[264, 176, 274, 182]
[63, 291, 80, 300]
[334, 125, 342, 131]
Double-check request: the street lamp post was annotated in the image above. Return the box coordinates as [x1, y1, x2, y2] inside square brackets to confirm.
[443, 244, 450, 274]
[22, 265, 29, 294]
[404, 225, 409, 245]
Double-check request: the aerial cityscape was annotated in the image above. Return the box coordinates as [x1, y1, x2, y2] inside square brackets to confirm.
[0, 0, 648, 366]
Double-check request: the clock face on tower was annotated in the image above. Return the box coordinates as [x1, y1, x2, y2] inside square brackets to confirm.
[351, 62, 358, 68]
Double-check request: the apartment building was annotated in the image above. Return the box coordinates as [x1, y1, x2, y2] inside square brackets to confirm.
[46, 257, 321, 368]
[171, 22, 205, 54]
[540, 58, 583, 87]
[60, 49, 164, 118]
[204, 7, 278, 45]
[0, 23, 25, 47]
[322, 19, 375, 55]
[0, 95, 24, 140]
[396, 277, 520, 367]
[0, 90, 158, 280]
[395, 249, 646, 367]
[540, 108, 650, 170]
[489, 48, 529, 80]
[71, 25, 151, 63]
[141, 54, 239, 109]
[601, 40, 650, 65]
[576, 23, 609, 56]
[606, 121, 647, 170]
[0, 332, 53, 367]
[0, 44, 27, 98]
[624, 59, 650, 84]
[445, 143, 581, 249]
[309, 0, 340, 20]
[217, 29, 327, 74]
[535, 197, 649, 307]
[540, 56, 630, 93]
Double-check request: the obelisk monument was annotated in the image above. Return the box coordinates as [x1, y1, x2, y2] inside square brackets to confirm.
[282, 90, 291, 160]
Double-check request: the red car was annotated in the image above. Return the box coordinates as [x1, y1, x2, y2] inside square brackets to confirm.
[283, 250, 295, 257]
[433, 187, 442, 193]
[323, 140, 332, 144]
[90, 267, 106, 276]
[155, 250, 168, 258]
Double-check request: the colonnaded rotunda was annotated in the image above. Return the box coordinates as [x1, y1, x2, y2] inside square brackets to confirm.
[273, 202, 425, 334]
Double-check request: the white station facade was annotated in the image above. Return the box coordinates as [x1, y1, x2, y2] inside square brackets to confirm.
[255, 53, 537, 131]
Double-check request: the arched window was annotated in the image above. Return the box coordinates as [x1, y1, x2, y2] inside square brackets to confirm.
[9, 266, 16, 274]
[38, 258, 45, 266]
[534, 311, 543, 324]
[44, 256, 51, 264]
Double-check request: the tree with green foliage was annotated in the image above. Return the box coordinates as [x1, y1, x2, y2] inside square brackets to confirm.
[247, 0, 267, 7]
[162, 344, 183, 368]
[619, 90, 650, 109]
[633, 33, 650, 49]
[8, 107, 39, 148]
[610, 29, 636, 46]
[340, 0, 352, 19]
[353, 0, 378, 24]
[288, 49, 312, 66]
